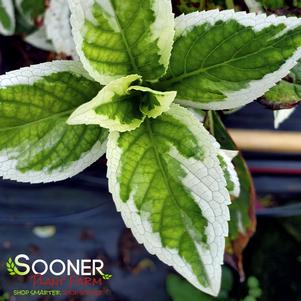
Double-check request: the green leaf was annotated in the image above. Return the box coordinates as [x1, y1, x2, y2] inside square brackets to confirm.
[68, 0, 175, 84]
[261, 59, 301, 128]
[107, 104, 230, 296]
[208, 112, 256, 278]
[130, 86, 177, 119]
[167, 274, 215, 301]
[260, 0, 285, 9]
[262, 59, 301, 109]
[15, 0, 46, 26]
[167, 268, 234, 301]
[261, 60, 301, 127]
[291, 59, 301, 81]
[157, 10, 301, 110]
[263, 81, 301, 109]
[0, 61, 108, 183]
[247, 276, 260, 289]
[68, 75, 176, 132]
[0, 0, 15, 35]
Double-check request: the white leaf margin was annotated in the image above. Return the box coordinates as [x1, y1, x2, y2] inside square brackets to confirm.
[174, 9, 301, 110]
[107, 104, 231, 296]
[68, 0, 175, 85]
[44, 0, 78, 58]
[0, 60, 93, 86]
[0, 0, 15, 35]
[273, 107, 296, 129]
[67, 74, 143, 132]
[25, 26, 55, 52]
[0, 60, 107, 184]
[244, 0, 263, 13]
[219, 149, 240, 198]
[150, 0, 175, 72]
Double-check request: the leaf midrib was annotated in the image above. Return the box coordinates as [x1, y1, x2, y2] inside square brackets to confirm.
[108, 0, 139, 74]
[145, 118, 180, 210]
[157, 24, 293, 90]
[158, 47, 276, 89]
[145, 119, 202, 232]
[0, 109, 73, 132]
[144, 118, 209, 284]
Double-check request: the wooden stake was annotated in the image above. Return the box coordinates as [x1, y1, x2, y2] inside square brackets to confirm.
[228, 129, 301, 153]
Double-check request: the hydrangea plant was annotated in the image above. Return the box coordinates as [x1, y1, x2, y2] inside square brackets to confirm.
[1, 0, 301, 296]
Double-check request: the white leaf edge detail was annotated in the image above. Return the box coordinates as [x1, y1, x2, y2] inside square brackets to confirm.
[68, 0, 175, 85]
[107, 104, 231, 296]
[25, 26, 55, 52]
[273, 108, 296, 129]
[44, 0, 78, 58]
[174, 10, 301, 110]
[150, 0, 175, 72]
[0, 0, 15, 35]
[244, 0, 263, 13]
[67, 74, 144, 132]
[0, 60, 107, 184]
[219, 149, 240, 198]
[189, 108, 206, 122]
[222, 149, 239, 161]
[129, 85, 177, 118]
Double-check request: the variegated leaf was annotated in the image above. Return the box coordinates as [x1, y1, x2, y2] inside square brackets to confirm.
[157, 10, 301, 110]
[0, 61, 108, 183]
[68, 0, 175, 84]
[107, 104, 230, 296]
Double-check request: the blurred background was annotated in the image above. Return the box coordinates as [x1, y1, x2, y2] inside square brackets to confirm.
[0, 0, 301, 300]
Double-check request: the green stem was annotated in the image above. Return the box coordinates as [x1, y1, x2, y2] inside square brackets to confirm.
[206, 111, 215, 136]
[225, 0, 235, 9]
